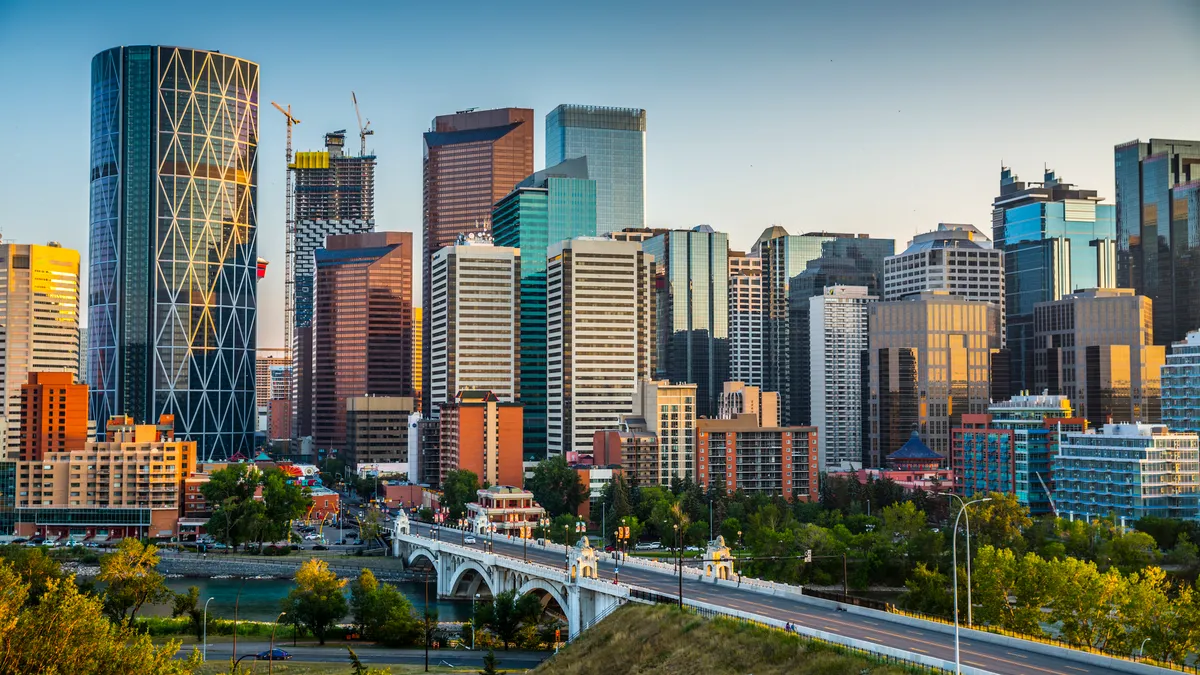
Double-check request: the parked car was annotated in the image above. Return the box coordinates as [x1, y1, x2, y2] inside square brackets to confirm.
[464, 536, 477, 545]
[634, 542, 662, 551]
[604, 545, 615, 552]
[312, 544, 329, 551]
[256, 648, 291, 661]
[685, 546, 701, 552]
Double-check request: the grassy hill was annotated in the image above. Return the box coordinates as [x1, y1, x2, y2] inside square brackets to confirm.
[531, 604, 927, 675]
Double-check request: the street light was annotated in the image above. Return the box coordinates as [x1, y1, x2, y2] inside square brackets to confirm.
[269, 611, 287, 675]
[673, 523, 682, 609]
[472, 593, 480, 650]
[564, 525, 570, 573]
[940, 493, 991, 675]
[202, 596, 214, 662]
[1140, 637, 1151, 659]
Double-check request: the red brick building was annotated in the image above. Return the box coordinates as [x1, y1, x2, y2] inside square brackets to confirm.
[19, 372, 88, 461]
[696, 414, 818, 500]
[437, 391, 523, 488]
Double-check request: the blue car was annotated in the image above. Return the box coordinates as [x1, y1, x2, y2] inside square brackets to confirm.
[256, 648, 291, 661]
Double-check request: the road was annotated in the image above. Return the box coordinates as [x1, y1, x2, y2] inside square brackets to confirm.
[186, 640, 547, 669]
[411, 522, 1137, 675]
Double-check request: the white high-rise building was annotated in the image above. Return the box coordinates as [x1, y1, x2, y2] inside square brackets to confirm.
[547, 238, 654, 457]
[429, 234, 521, 418]
[728, 251, 763, 387]
[883, 223, 1004, 309]
[809, 286, 875, 471]
[636, 380, 697, 484]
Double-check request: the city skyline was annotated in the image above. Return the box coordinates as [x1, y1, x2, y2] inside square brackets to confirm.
[0, 1, 1196, 350]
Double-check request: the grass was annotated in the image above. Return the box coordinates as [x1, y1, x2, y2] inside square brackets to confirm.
[193, 663, 469, 674]
[531, 604, 936, 675]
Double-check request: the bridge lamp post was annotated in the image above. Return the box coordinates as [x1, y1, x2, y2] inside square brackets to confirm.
[941, 494, 990, 675]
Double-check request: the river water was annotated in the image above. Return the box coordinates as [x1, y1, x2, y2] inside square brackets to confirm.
[149, 577, 473, 623]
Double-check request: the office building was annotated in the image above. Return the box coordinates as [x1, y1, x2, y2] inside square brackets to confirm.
[1033, 289, 1164, 425]
[437, 390, 523, 488]
[643, 226, 729, 418]
[78, 327, 87, 384]
[312, 232, 414, 451]
[868, 291, 1003, 464]
[592, 417, 659, 487]
[88, 46, 258, 459]
[344, 396, 414, 468]
[883, 224, 1004, 306]
[255, 348, 288, 435]
[728, 252, 764, 387]
[428, 235, 520, 418]
[547, 238, 654, 458]
[1163, 330, 1200, 435]
[635, 380, 697, 484]
[1055, 423, 1199, 523]
[546, 105, 646, 234]
[717, 381, 779, 428]
[18, 372, 88, 461]
[422, 108, 534, 413]
[1, 243, 80, 460]
[952, 394, 1085, 515]
[492, 158, 597, 458]
[992, 168, 1116, 392]
[412, 307, 423, 410]
[1115, 139, 1200, 345]
[696, 414, 819, 500]
[809, 286, 875, 470]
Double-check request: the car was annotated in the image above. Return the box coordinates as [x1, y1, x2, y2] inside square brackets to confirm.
[685, 546, 701, 552]
[256, 648, 291, 661]
[604, 545, 615, 552]
[312, 544, 329, 551]
[463, 536, 477, 545]
[634, 542, 662, 551]
[344, 532, 357, 539]
[289, 544, 300, 550]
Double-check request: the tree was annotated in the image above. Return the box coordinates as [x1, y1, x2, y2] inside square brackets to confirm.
[442, 470, 481, 520]
[479, 648, 499, 675]
[261, 468, 313, 544]
[525, 457, 585, 517]
[900, 563, 952, 616]
[349, 569, 380, 635]
[1106, 530, 1160, 573]
[170, 585, 206, 641]
[359, 508, 386, 546]
[201, 463, 264, 551]
[970, 492, 1031, 553]
[550, 514, 580, 545]
[880, 501, 925, 542]
[0, 545, 62, 606]
[350, 568, 421, 646]
[476, 590, 542, 650]
[285, 559, 348, 644]
[347, 646, 393, 675]
[98, 538, 170, 626]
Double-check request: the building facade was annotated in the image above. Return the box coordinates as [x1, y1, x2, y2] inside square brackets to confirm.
[89, 46, 258, 459]
[635, 380, 698, 484]
[18, 373, 88, 462]
[545, 105, 646, 234]
[717, 381, 779, 428]
[1163, 330, 1200, 435]
[883, 224, 1004, 307]
[438, 390, 523, 488]
[491, 158, 597, 459]
[412, 307, 423, 410]
[546, 238, 654, 458]
[312, 232, 414, 451]
[809, 286, 875, 471]
[728, 252, 764, 387]
[1115, 139, 1200, 345]
[0, 243, 80, 460]
[696, 414, 818, 500]
[344, 396, 414, 468]
[592, 418, 659, 487]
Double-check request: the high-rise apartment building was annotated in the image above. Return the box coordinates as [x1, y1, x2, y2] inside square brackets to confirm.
[422, 108, 534, 413]
[696, 414, 819, 500]
[89, 46, 258, 459]
[255, 348, 288, 435]
[717, 381, 778, 428]
[728, 252, 764, 387]
[492, 158, 597, 459]
[1163, 330, 1200, 435]
[546, 105, 646, 234]
[635, 380, 698, 484]
[643, 226, 729, 418]
[1056, 423, 1199, 523]
[312, 232, 413, 450]
[437, 390, 523, 488]
[344, 396, 414, 468]
[992, 168, 1116, 392]
[868, 291, 1003, 464]
[809, 286, 875, 471]
[547, 238, 654, 458]
[1033, 289, 1164, 425]
[428, 235, 520, 418]
[412, 307, 423, 410]
[0, 243, 80, 460]
[1115, 139, 1200, 345]
[78, 327, 87, 384]
[18, 372, 88, 461]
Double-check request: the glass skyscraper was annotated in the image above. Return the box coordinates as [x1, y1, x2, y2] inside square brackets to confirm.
[492, 158, 597, 460]
[992, 168, 1116, 392]
[642, 227, 729, 419]
[546, 105, 646, 235]
[88, 46, 259, 459]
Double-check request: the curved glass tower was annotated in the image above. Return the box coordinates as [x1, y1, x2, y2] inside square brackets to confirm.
[88, 46, 259, 459]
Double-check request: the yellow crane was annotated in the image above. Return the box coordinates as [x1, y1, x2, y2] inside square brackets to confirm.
[351, 91, 373, 157]
[271, 102, 300, 361]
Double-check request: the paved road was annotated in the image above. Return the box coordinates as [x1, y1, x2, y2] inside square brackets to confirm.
[411, 522, 1139, 675]
[184, 640, 547, 669]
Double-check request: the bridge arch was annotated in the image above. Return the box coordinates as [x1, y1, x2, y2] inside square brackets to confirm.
[517, 579, 569, 618]
[448, 560, 495, 599]
[407, 548, 437, 569]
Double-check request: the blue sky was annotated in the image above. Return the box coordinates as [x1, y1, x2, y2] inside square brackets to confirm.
[0, 0, 1197, 347]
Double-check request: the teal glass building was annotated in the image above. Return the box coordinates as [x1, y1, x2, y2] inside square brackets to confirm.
[492, 158, 597, 460]
[88, 46, 259, 459]
[546, 105, 645, 235]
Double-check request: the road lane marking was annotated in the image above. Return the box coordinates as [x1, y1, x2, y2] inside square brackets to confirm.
[1007, 651, 1028, 659]
[910, 647, 928, 654]
[1064, 667, 1089, 673]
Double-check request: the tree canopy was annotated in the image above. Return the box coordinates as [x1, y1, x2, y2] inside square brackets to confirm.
[202, 465, 312, 551]
[98, 538, 170, 626]
[525, 457, 585, 518]
[442, 470, 480, 520]
[283, 559, 348, 644]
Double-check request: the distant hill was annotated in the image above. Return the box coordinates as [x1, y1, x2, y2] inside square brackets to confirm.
[530, 603, 918, 675]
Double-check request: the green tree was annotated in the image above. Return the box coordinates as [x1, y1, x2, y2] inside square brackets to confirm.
[526, 457, 585, 517]
[1106, 530, 1160, 573]
[347, 646, 393, 675]
[970, 492, 1031, 553]
[900, 563, 953, 616]
[349, 569, 380, 635]
[261, 468, 313, 544]
[201, 463, 264, 551]
[170, 585, 206, 640]
[476, 590, 542, 650]
[359, 508, 387, 546]
[479, 647, 499, 675]
[98, 538, 170, 626]
[373, 583, 422, 647]
[880, 501, 925, 542]
[1050, 555, 1125, 649]
[442, 470, 481, 520]
[601, 474, 633, 523]
[284, 559, 348, 644]
[0, 545, 62, 606]
[550, 514, 580, 545]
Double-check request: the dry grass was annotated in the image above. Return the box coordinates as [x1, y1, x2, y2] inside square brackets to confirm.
[532, 604, 929, 675]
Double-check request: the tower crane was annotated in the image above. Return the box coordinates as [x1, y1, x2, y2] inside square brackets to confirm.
[271, 102, 300, 362]
[351, 91, 373, 157]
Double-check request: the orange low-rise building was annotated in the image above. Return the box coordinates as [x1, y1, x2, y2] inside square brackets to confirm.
[438, 391, 523, 487]
[19, 372, 88, 461]
[696, 414, 819, 500]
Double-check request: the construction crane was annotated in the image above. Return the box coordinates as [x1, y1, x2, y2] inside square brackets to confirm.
[351, 91, 373, 157]
[271, 102, 300, 363]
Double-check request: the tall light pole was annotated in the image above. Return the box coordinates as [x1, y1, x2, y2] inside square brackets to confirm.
[472, 593, 480, 650]
[202, 596, 214, 662]
[269, 611, 287, 675]
[940, 493, 990, 674]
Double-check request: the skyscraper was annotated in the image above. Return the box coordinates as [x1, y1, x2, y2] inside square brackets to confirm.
[728, 252, 764, 387]
[883, 224, 1004, 305]
[423, 108, 534, 413]
[1115, 138, 1200, 345]
[312, 232, 413, 451]
[428, 235, 521, 418]
[88, 46, 258, 459]
[992, 168, 1116, 392]
[545, 105, 646, 235]
[809, 286, 875, 471]
[547, 238, 654, 458]
[1163, 330, 1200, 435]
[492, 158, 597, 459]
[643, 226, 729, 418]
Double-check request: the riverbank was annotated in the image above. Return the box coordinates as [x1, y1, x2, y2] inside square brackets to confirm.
[156, 552, 416, 582]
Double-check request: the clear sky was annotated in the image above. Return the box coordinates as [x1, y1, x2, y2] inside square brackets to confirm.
[0, 0, 1197, 348]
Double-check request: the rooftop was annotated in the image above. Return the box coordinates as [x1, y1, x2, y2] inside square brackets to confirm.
[888, 431, 941, 461]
